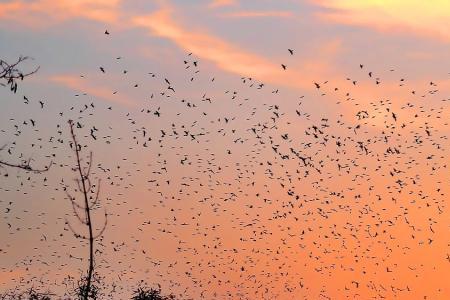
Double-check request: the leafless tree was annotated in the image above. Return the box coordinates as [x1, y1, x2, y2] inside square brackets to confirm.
[0, 144, 52, 173]
[0, 57, 50, 173]
[0, 56, 39, 93]
[65, 120, 107, 300]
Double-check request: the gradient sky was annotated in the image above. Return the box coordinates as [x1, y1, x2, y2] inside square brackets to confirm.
[1, 1, 450, 299]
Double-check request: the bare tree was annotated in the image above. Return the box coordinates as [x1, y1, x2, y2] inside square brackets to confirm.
[0, 56, 39, 93]
[0, 57, 50, 173]
[0, 144, 52, 173]
[65, 120, 107, 300]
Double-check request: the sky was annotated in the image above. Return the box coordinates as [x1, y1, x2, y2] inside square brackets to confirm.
[1, 0, 450, 299]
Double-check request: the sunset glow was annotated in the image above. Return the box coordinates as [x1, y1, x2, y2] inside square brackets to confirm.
[1, 1, 449, 299]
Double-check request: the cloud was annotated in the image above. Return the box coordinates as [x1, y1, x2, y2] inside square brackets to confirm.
[133, 6, 284, 77]
[50, 74, 137, 107]
[208, 0, 238, 8]
[0, 0, 337, 92]
[220, 11, 294, 18]
[0, 0, 121, 27]
[313, 0, 450, 42]
[132, 4, 335, 90]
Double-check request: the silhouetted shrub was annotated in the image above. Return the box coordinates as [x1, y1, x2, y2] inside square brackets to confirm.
[131, 285, 176, 300]
[0, 287, 53, 300]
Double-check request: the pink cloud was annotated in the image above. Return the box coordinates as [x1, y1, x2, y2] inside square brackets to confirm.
[133, 6, 283, 77]
[50, 74, 137, 107]
[312, 0, 450, 42]
[132, 4, 335, 90]
[0, 0, 121, 27]
[208, 0, 238, 8]
[220, 11, 294, 18]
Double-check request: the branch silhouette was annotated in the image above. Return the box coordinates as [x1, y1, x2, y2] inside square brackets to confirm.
[0, 57, 51, 173]
[65, 120, 107, 300]
[0, 144, 52, 173]
[0, 56, 39, 93]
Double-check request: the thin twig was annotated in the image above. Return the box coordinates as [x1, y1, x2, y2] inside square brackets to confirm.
[66, 120, 107, 300]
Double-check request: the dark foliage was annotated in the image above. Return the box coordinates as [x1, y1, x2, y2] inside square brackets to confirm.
[132, 285, 176, 300]
[0, 287, 54, 300]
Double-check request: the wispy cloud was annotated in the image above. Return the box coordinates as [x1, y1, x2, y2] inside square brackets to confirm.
[132, 3, 335, 90]
[220, 10, 294, 18]
[208, 0, 238, 8]
[0, 0, 337, 91]
[50, 74, 137, 107]
[133, 5, 284, 79]
[0, 0, 121, 27]
[313, 0, 450, 42]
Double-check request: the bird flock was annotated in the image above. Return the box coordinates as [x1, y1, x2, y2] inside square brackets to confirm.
[0, 30, 449, 300]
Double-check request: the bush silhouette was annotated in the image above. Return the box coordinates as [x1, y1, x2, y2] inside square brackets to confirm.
[132, 285, 176, 300]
